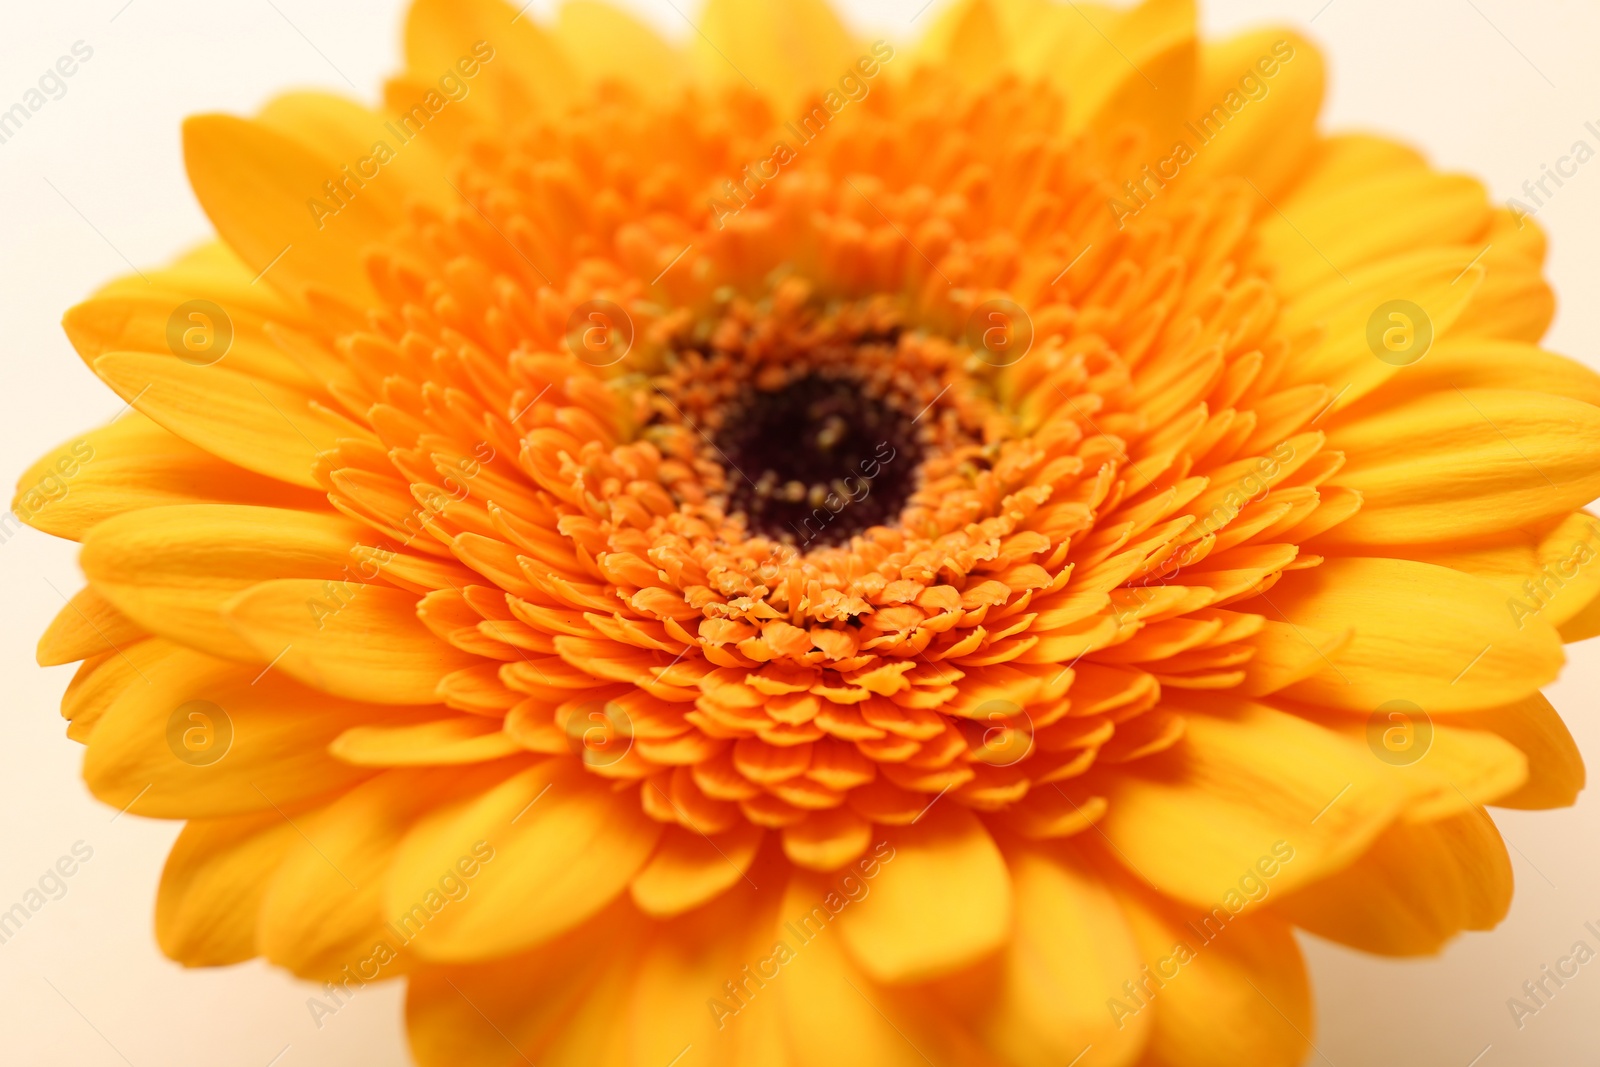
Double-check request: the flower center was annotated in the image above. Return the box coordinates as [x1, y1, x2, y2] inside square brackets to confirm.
[715, 373, 923, 548]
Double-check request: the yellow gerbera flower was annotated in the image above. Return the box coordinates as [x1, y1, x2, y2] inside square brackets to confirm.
[21, 0, 1599, 1063]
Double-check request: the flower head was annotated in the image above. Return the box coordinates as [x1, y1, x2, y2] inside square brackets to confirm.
[22, 0, 1599, 1063]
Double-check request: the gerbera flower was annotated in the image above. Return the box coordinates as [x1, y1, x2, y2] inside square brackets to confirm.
[21, 0, 1599, 1062]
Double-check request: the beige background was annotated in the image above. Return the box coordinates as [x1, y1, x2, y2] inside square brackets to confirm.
[1, 0, 1597, 1064]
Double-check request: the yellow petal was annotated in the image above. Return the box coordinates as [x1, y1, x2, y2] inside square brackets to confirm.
[1339, 339, 1600, 421]
[1450, 210, 1555, 342]
[225, 579, 482, 704]
[1284, 133, 1426, 208]
[1262, 557, 1564, 712]
[82, 646, 395, 818]
[778, 870, 982, 1067]
[1117, 883, 1313, 1067]
[93, 351, 373, 489]
[259, 768, 476, 979]
[834, 803, 1011, 983]
[1182, 29, 1321, 198]
[782, 807, 872, 870]
[387, 758, 660, 961]
[1089, 697, 1406, 906]
[1274, 249, 1484, 408]
[1275, 806, 1511, 956]
[963, 842, 1152, 1067]
[80, 504, 365, 662]
[629, 823, 765, 917]
[37, 585, 145, 667]
[63, 292, 319, 392]
[1295, 709, 1529, 823]
[405, 901, 647, 1067]
[156, 810, 301, 965]
[1261, 168, 1489, 298]
[1559, 587, 1600, 643]
[1419, 512, 1600, 632]
[1235, 617, 1349, 696]
[255, 92, 449, 216]
[92, 239, 306, 318]
[1453, 692, 1585, 810]
[989, 0, 1197, 142]
[556, 1, 683, 90]
[403, 0, 576, 122]
[695, 0, 859, 107]
[626, 875, 785, 1067]
[1524, 513, 1600, 630]
[1321, 389, 1600, 545]
[925, 0, 1007, 85]
[183, 114, 392, 305]
[12, 413, 324, 541]
[60, 639, 168, 744]
[330, 717, 521, 766]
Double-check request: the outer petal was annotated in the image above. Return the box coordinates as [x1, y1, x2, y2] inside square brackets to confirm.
[1117, 883, 1314, 1067]
[1453, 692, 1585, 810]
[405, 900, 648, 1067]
[403, 0, 576, 122]
[1260, 168, 1488, 298]
[259, 768, 481, 980]
[81, 646, 404, 818]
[777, 870, 991, 1067]
[63, 290, 320, 392]
[694, 0, 859, 107]
[629, 823, 766, 917]
[1258, 557, 1564, 712]
[1450, 211, 1555, 341]
[1320, 390, 1600, 546]
[1272, 249, 1483, 408]
[36, 586, 145, 667]
[1273, 805, 1512, 955]
[13, 414, 324, 541]
[330, 717, 522, 766]
[556, 1, 684, 90]
[156, 810, 301, 965]
[625, 864, 789, 1067]
[1000, 0, 1199, 142]
[225, 579, 482, 704]
[183, 114, 392, 305]
[1183, 29, 1322, 198]
[386, 758, 660, 961]
[80, 504, 365, 663]
[1337, 340, 1600, 421]
[833, 803, 1012, 984]
[60, 639, 166, 744]
[93, 352, 375, 489]
[954, 841, 1153, 1067]
[1087, 698, 1408, 906]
